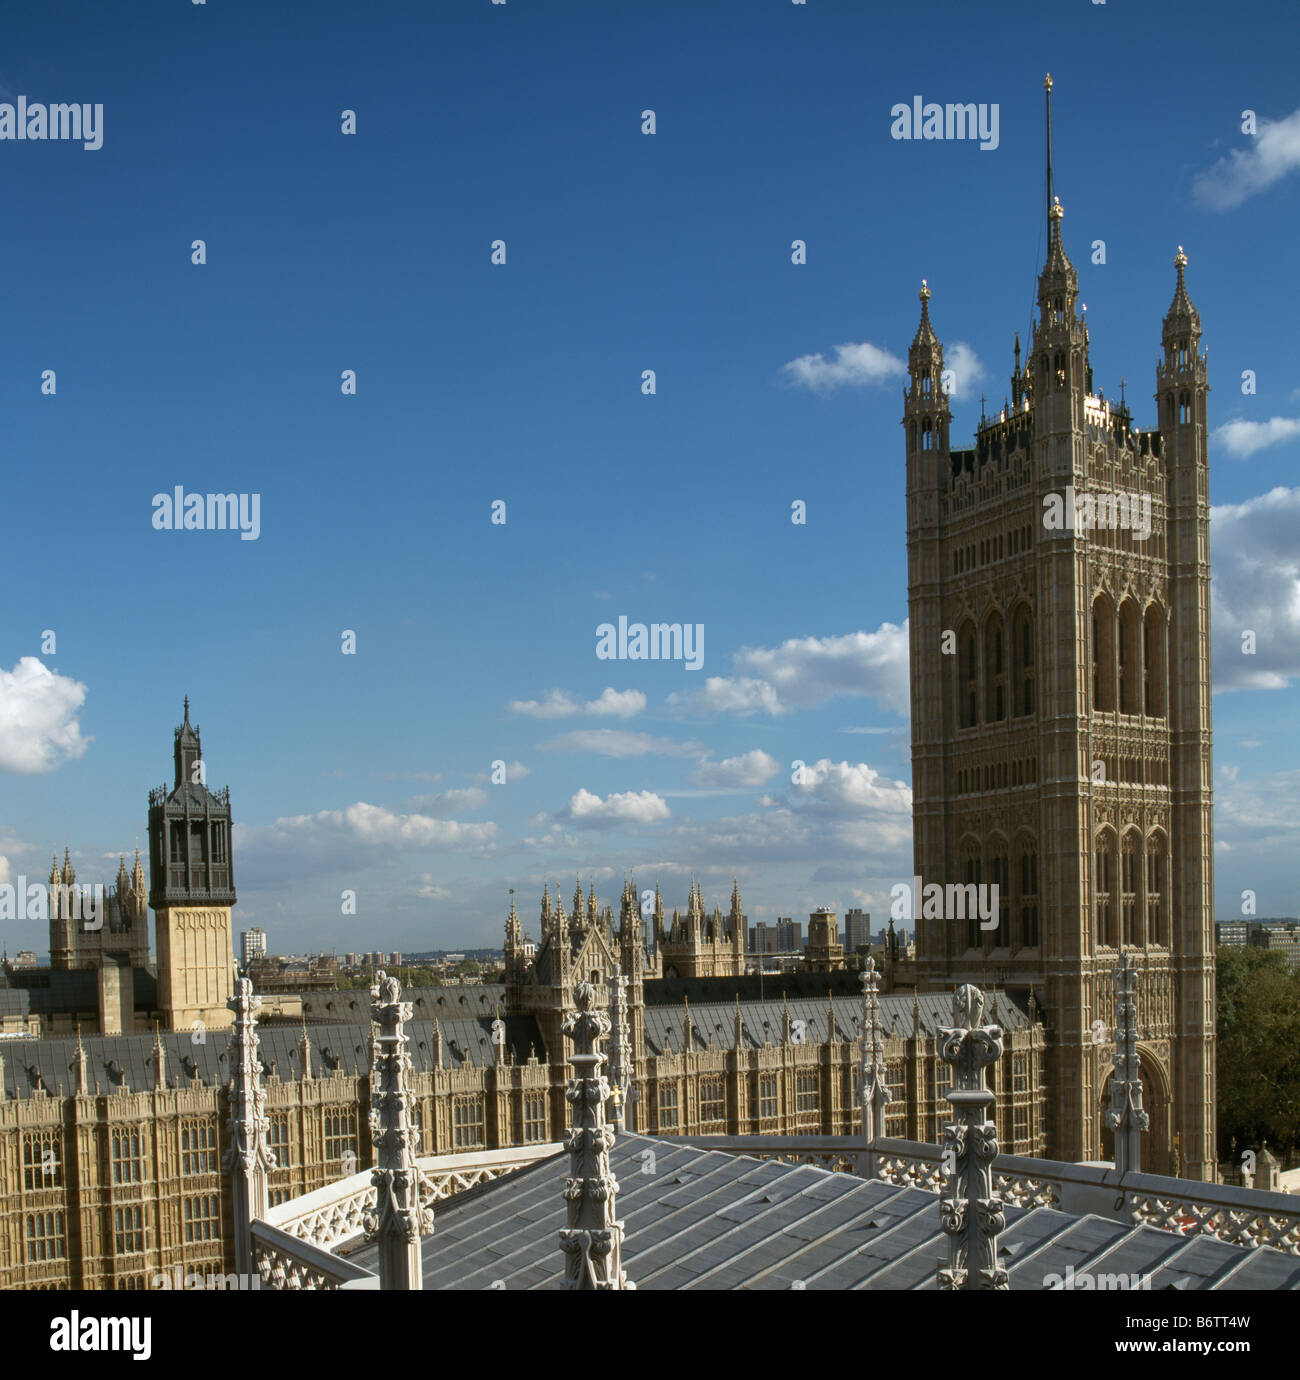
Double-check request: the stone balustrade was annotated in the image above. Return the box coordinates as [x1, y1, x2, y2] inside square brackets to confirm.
[679, 1133, 1300, 1255]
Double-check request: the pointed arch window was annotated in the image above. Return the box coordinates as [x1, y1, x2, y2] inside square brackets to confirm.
[1012, 607, 1034, 716]
[984, 614, 1006, 724]
[1094, 831, 1117, 948]
[1143, 604, 1166, 717]
[987, 842, 1010, 948]
[963, 845, 982, 951]
[958, 623, 978, 729]
[1017, 839, 1039, 948]
[1146, 835, 1166, 947]
[1118, 600, 1140, 715]
[1120, 831, 1140, 947]
[1092, 595, 1115, 712]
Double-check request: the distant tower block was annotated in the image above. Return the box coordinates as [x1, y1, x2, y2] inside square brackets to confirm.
[148, 698, 237, 1032]
[804, 909, 845, 973]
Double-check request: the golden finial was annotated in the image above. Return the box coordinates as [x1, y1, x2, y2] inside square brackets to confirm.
[1050, 195, 1064, 222]
[1045, 73, 1053, 91]
[919, 279, 931, 303]
[1175, 245, 1188, 270]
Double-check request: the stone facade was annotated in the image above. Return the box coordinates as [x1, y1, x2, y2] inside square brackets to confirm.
[903, 80, 1215, 1178]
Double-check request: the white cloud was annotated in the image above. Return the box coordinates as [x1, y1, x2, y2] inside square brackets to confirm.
[416, 873, 452, 900]
[541, 729, 704, 759]
[408, 786, 488, 814]
[781, 341, 905, 393]
[692, 749, 782, 788]
[507, 687, 646, 719]
[1211, 486, 1300, 692]
[668, 624, 909, 719]
[1214, 417, 1300, 459]
[559, 789, 671, 827]
[270, 802, 498, 849]
[788, 758, 914, 817]
[0, 658, 91, 773]
[1193, 108, 1300, 209]
[943, 341, 986, 400]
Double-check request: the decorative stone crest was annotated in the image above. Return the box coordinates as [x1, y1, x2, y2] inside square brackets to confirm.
[859, 959, 889, 1171]
[558, 981, 633, 1290]
[608, 974, 631, 1132]
[936, 984, 1008, 1290]
[363, 971, 435, 1290]
[224, 977, 277, 1277]
[1103, 951, 1149, 1176]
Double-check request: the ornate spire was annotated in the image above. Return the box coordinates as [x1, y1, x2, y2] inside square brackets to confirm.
[73, 1024, 89, 1096]
[558, 982, 633, 1290]
[1162, 244, 1202, 346]
[153, 1023, 167, 1090]
[1103, 951, 1149, 1176]
[936, 985, 1008, 1290]
[298, 1013, 313, 1080]
[224, 977, 276, 1278]
[860, 959, 889, 1162]
[364, 971, 435, 1290]
[608, 975, 631, 1132]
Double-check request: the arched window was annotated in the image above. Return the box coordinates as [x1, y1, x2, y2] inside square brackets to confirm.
[1143, 604, 1166, 717]
[958, 623, 978, 729]
[1094, 829, 1117, 948]
[962, 844, 982, 951]
[986, 840, 1010, 948]
[984, 613, 1006, 724]
[1016, 837, 1039, 949]
[1146, 834, 1167, 947]
[1118, 600, 1140, 714]
[1011, 606, 1034, 716]
[1120, 831, 1140, 946]
[1092, 594, 1115, 712]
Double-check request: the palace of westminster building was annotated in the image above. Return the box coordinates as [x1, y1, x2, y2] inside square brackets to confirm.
[0, 124, 1216, 1287]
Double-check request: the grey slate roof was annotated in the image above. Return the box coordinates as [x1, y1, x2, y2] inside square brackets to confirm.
[339, 1133, 1300, 1290]
[0, 1008, 544, 1099]
[646, 990, 1029, 1055]
[299, 984, 507, 1024]
[0, 988, 31, 1018]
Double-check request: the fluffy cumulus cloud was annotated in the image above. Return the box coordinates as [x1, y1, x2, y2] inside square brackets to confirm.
[0, 657, 91, 773]
[668, 624, 909, 719]
[692, 749, 782, 788]
[1193, 107, 1300, 209]
[269, 802, 498, 849]
[1211, 487, 1300, 692]
[541, 729, 704, 759]
[781, 342, 904, 393]
[787, 758, 914, 818]
[1214, 417, 1300, 459]
[507, 687, 645, 719]
[559, 789, 671, 827]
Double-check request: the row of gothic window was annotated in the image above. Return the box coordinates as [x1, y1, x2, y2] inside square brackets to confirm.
[957, 758, 1038, 794]
[956, 843, 1039, 951]
[955, 598, 1169, 729]
[957, 608, 1035, 727]
[1094, 830, 1168, 948]
[954, 525, 1034, 576]
[1092, 597, 1166, 716]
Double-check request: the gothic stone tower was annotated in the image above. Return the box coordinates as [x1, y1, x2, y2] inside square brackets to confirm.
[904, 79, 1214, 1179]
[148, 699, 237, 1032]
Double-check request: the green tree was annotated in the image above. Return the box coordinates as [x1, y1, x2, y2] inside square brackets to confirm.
[1217, 946, 1300, 1164]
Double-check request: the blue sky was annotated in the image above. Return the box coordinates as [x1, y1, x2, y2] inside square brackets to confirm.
[2, 0, 1298, 954]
